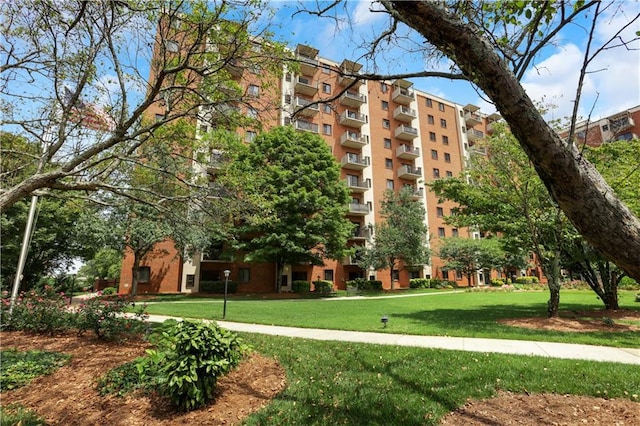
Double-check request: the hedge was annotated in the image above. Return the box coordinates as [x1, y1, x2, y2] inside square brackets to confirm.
[409, 278, 430, 289]
[292, 280, 311, 293]
[199, 280, 237, 293]
[313, 280, 334, 293]
[346, 278, 383, 291]
[514, 276, 539, 285]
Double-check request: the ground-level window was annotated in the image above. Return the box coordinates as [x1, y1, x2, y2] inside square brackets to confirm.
[238, 268, 250, 283]
[137, 266, 150, 283]
[292, 271, 308, 281]
[442, 270, 449, 280]
[392, 269, 400, 281]
[409, 270, 421, 279]
[186, 274, 195, 288]
[456, 270, 463, 280]
[324, 269, 334, 281]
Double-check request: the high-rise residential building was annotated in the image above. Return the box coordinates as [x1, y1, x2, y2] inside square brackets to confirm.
[560, 106, 640, 146]
[119, 42, 502, 294]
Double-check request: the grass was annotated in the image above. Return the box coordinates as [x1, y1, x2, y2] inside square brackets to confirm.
[239, 333, 640, 425]
[0, 348, 71, 390]
[142, 290, 640, 347]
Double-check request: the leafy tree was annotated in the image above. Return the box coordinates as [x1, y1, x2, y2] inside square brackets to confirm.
[304, 1, 640, 282]
[359, 187, 430, 289]
[78, 248, 122, 282]
[0, 0, 289, 213]
[438, 237, 507, 286]
[1, 198, 89, 291]
[227, 126, 353, 292]
[431, 124, 570, 316]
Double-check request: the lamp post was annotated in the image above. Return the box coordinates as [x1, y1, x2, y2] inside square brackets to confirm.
[223, 270, 230, 319]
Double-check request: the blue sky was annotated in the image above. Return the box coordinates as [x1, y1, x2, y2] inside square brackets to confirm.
[268, 1, 640, 122]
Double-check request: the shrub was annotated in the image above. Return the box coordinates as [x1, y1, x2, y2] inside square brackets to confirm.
[409, 278, 430, 289]
[199, 280, 237, 293]
[0, 348, 71, 390]
[292, 280, 310, 293]
[313, 280, 334, 293]
[429, 278, 448, 289]
[102, 286, 117, 295]
[96, 360, 146, 397]
[1, 287, 74, 335]
[635, 293, 640, 303]
[0, 404, 46, 426]
[75, 294, 147, 341]
[514, 276, 539, 285]
[619, 276, 640, 290]
[490, 279, 505, 287]
[154, 320, 246, 411]
[346, 278, 383, 291]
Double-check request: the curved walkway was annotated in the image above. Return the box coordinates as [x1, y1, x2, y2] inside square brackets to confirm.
[146, 314, 640, 365]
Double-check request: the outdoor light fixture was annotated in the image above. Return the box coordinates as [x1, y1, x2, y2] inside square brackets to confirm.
[381, 315, 389, 328]
[223, 269, 231, 319]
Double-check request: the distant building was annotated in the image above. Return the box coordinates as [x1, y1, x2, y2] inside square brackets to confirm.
[561, 105, 640, 147]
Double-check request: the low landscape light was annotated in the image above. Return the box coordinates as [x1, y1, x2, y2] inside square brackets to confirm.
[381, 315, 389, 327]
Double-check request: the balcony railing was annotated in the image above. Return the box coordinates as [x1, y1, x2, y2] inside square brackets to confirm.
[392, 86, 415, 105]
[296, 53, 319, 76]
[348, 203, 370, 216]
[393, 105, 416, 123]
[464, 110, 482, 127]
[397, 165, 422, 180]
[395, 124, 418, 140]
[294, 76, 319, 96]
[396, 144, 420, 159]
[341, 154, 370, 170]
[339, 91, 367, 107]
[294, 120, 319, 133]
[340, 131, 369, 149]
[344, 178, 370, 193]
[467, 128, 485, 141]
[294, 97, 319, 116]
[339, 110, 368, 128]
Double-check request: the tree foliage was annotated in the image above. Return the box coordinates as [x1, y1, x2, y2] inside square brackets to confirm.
[226, 126, 353, 291]
[359, 187, 430, 289]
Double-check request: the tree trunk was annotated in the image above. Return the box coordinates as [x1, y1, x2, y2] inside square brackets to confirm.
[544, 252, 562, 318]
[131, 254, 140, 297]
[386, 1, 640, 282]
[390, 266, 395, 290]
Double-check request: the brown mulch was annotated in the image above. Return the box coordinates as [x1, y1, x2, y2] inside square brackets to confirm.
[0, 331, 287, 425]
[1, 309, 639, 425]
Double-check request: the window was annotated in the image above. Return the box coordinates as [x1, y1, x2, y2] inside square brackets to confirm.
[444, 153, 451, 163]
[285, 73, 292, 82]
[452, 228, 459, 237]
[164, 40, 178, 52]
[436, 207, 444, 217]
[186, 274, 195, 288]
[381, 100, 389, 110]
[245, 131, 256, 142]
[247, 84, 259, 97]
[392, 269, 400, 281]
[323, 104, 332, 113]
[440, 118, 447, 128]
[292, 271, 308, 281]
[438, 227, 446, 237]
[137, 266, 150, 283]
[431, 149, 438, 160]
[426, 98, 433, 107]
[446, 171, 453, 177]
[199, 124, 208, 134]
[324, 269, 334, 281]
[322, 123, 332, 135]
[322, 83, 331, 94]
[382, 119, 390, 129]
[155, 114, 164, 122]
[247, 107, 258, 119]
[429, 132, 436, 141]
[442, 270, 449, 280]
[602, 124, 609, 131]
[380, 82, 388, 93]
[386, 179, 394, 189]
[456, 271, 463, 280]
[284, 94, 291, 104]
[427, 115, 434, 124]
[321, 65, 331, 74]
[384, 138, 392, 149]
[438, 102, 445, 111]
[385, 158, 393, 168]
[433, 168, 440, 178]
[238, 268, 250, 283]
[442, 135, 449, 145]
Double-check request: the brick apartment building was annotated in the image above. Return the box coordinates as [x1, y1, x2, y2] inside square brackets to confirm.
[119, 41, 506, 295]
[562, 105, 640, 147]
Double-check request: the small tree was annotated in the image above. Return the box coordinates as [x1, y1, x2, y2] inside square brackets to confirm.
[360, 187, 430, 289]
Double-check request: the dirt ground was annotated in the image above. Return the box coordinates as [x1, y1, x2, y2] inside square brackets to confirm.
[1, 309, 639, 425]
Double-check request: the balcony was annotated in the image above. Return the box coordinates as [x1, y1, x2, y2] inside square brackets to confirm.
[486, 113, 501, 134]
[294, 120, 319, 134]
[395, 124, 418, 140]
[393, 105, 416, 123]
[407, 187, 424, 200]
[463, 104, 482, 126]
[294, 97, 319, 117]
[294, 76, 319, 96]
[207, 150, 225, 173]
[339, 91, 367, 108]
[224, 58, 243, 78]
[392, 86, 415, 105]
[339, 59, 364, 88]
[344, 178, 370, 193]
[340, 131, 369, 149]
[295, 44, 319, 76]
[398, 165, 422, 180]
[341, 154, 370, 170]
[349, 227, 371, 240]
[348, 202, 370, 216]
[396, 144, 420, 160]
[467, 128, 485, 142]
[339, 110, 368, 128]
[609, 114, 635, 133]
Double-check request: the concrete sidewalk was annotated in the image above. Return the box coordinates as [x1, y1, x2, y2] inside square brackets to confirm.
[146, 315, 640, 365]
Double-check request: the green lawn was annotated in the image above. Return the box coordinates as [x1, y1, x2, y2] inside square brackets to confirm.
[142, 290, 640, 347]
[240, 333, 640, 425]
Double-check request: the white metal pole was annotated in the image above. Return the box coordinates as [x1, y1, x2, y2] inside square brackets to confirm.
[8, 194, 39, 317]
